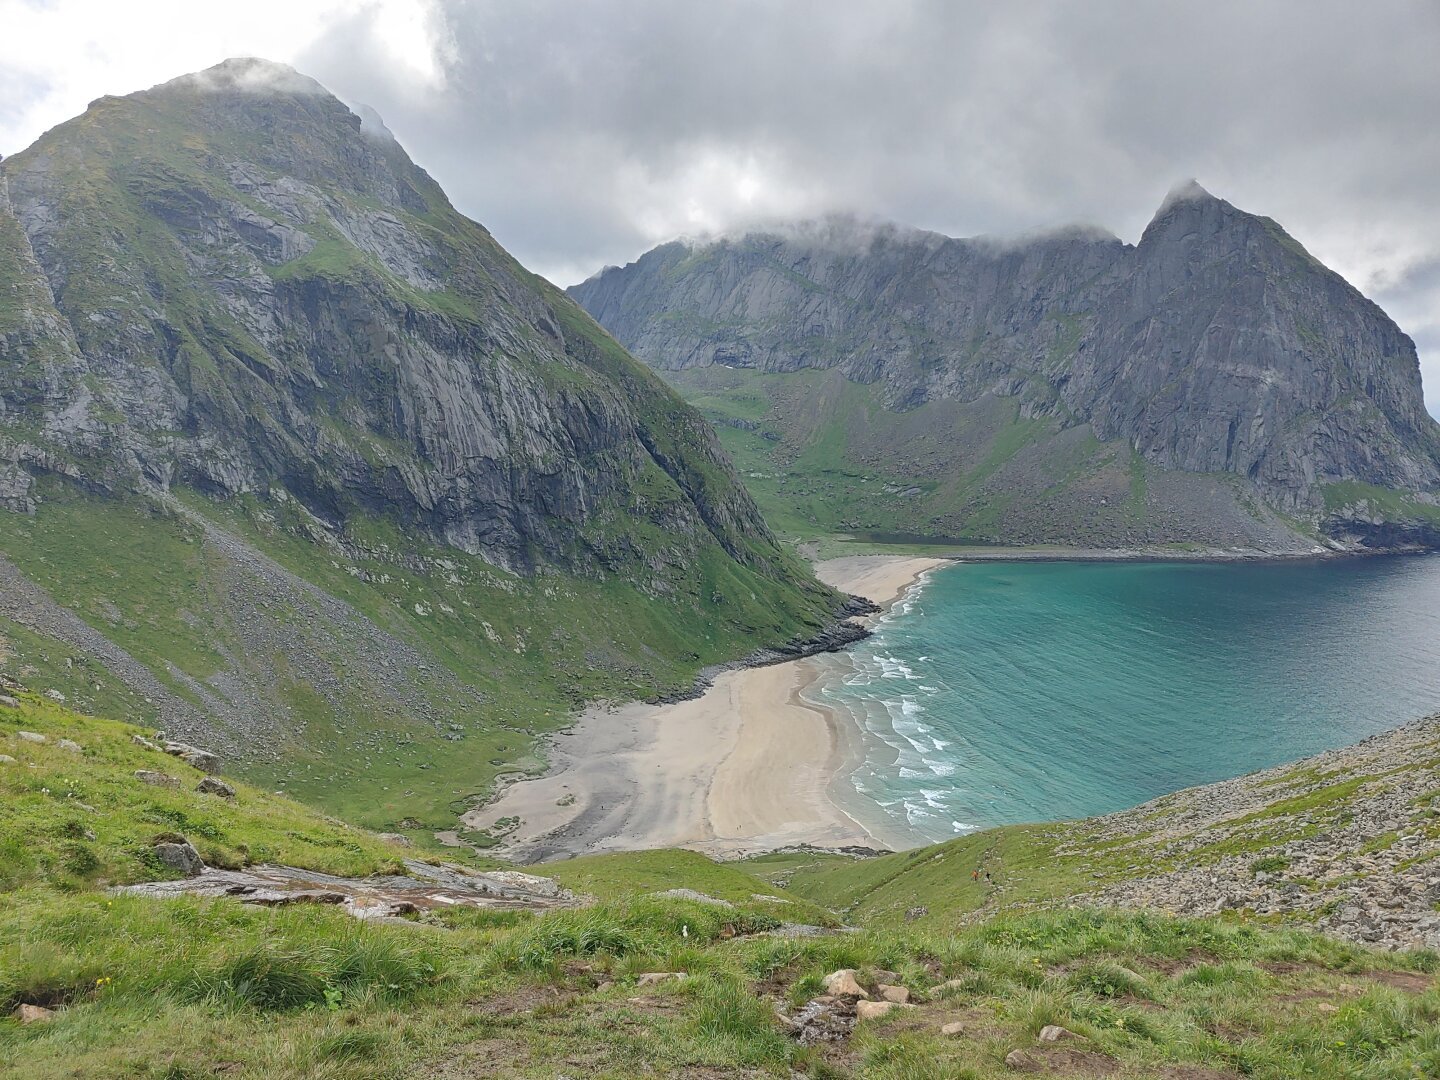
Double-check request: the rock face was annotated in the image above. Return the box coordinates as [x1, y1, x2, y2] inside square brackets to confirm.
[0, 57, 799, 580]
[571, 189, 1440, 547]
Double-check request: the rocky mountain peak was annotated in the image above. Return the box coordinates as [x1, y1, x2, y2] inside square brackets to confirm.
[572, 186, 1440, 548]
[163, 57, 328, 98]
[0, 60, 828, 584]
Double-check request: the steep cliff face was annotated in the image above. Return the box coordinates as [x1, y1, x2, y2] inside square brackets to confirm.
[571, 188, 1440, 548]
[0, 59, 840, 831]
[0, 58, 798, 578]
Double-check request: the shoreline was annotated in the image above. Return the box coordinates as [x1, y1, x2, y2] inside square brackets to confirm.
[461, 554, 946, 863]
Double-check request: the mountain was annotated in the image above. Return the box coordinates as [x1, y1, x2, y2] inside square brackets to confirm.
[0, 58, 841, 834]
[569, 187, 1440, 551]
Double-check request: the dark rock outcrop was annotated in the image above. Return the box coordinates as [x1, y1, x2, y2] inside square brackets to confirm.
[571, 187, 1440, 547]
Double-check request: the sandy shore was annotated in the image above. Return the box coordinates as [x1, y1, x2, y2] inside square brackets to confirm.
[462, 554, 948, 862]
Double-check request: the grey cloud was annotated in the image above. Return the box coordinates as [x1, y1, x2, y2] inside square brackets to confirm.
[286, 0, 1440, 410]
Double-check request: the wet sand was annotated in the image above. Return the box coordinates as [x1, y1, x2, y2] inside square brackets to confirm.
[461, 555, 947, 862]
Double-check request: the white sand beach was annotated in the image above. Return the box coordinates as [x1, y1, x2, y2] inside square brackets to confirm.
[461, 554, 947, 861]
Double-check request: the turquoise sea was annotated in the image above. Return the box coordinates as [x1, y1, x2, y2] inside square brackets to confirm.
[805, 556, 1440, 845]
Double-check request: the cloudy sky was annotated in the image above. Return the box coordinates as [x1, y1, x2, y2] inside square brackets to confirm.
[4, 0, 1439, 411]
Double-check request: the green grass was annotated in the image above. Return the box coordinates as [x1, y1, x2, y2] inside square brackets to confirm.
[0, 478, 835, 836]
[3, 691, 1440, 1077]
[0, 691, 405, 888]
[662, 366, 1224, 550]
[1323, 481, 1440, 524]
[3, 889, 1435, 1079]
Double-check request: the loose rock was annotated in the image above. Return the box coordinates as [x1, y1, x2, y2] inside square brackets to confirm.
[13, 1004, 55, 1024]
[0, 694, 19, 708]
[16, 730, 45, 744]
[855, 1000, 902, 1021]
[1005, 1048, 1044, 1072]
[57, 738, 82, 753]
[941, 1021, 966, 1036]
[878, 984, 910, 1004]
[377, 832, 412, 847]
[197, 776, 236, 799]
[822, 969, 871, 999]
[1038, 1024, 1080, 1043]
[135, 770, 180, 788]
[153, 840, 204, 877]
[0, 754, 15, 764]
[635, 972, 685, 986]
[164, 742, 221, 774]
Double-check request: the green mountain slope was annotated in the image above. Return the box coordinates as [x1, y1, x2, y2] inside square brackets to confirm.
[0, 60, 843, 833]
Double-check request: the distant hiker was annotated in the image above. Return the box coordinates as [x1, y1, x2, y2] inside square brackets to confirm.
[971, 869, 979, 881]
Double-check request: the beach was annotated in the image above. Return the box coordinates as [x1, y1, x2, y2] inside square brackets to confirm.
[461, 554, 948, 861]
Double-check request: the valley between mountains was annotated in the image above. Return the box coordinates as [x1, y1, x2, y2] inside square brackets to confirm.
[2, 56, 1439, 1080]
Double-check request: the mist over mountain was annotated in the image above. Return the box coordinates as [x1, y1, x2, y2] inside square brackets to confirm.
[571, 184, 1440, 550]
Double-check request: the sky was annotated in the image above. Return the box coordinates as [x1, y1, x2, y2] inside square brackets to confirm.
[3, 0, 1439, 412]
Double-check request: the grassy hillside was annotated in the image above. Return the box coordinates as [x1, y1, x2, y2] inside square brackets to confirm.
[758, 714, 1440, 950]
[0, 687, 407, 889]
[0, 478, 834, 838]
[667, 366, 1315, 552]
[4, 690, 1439, 1078]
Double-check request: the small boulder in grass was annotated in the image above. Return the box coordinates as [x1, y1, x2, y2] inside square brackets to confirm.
[16, 730, 45, 744]
[153, 839, 204, 877]
[821, 969, 870, 999]
[878, 984, 910, 1004]
[135, 770, 180, 788]
[635, 972, 685, 986]
[940, 1021, 966, 1037]
[0, 754, 16, 764]
[855, 1000, 906, 1021]
[13, 1004, 55, 1024]
[1037, 1025, 1081, 1043]
[57, 738, 82, 753]
[0, 694, 19, 708]
[196, 776, 236, 799]
[164, 742, 221, 775]
[1005, 1048, 1044, 1072]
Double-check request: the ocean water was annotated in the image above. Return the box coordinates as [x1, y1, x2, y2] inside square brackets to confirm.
[806, 556, 1440, 844]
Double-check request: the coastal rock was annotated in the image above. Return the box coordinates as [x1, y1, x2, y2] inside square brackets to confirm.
[1060, 713, 1440, 952]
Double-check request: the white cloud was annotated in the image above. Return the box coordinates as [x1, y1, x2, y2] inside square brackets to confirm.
[2, 0, 1438, 414]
